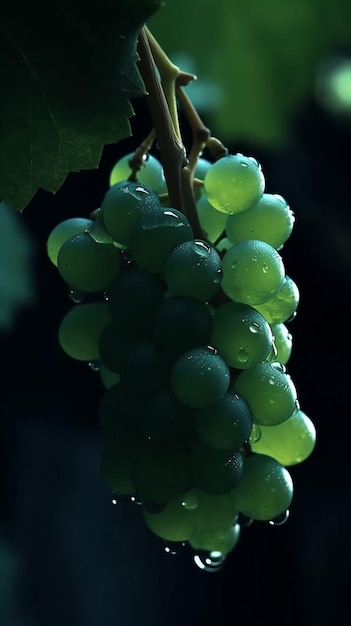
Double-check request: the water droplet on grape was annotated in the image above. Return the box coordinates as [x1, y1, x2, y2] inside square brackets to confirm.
[268, 510, 290, 526]
[237, 349, 249, 364]
[129, 495, 143, 505]
[249, 322, 261, 334]
[69, 288, 86, 303]
[262, 264, 269, 274]
[271, 362, 286, 373]
[193, 550, 226, 572]
[213, 269, 223, 283]
[240, 162, 249, 168]
[268, 377, 275, 385]
[164, 541, 186, 555]
[88, 360, 101, 371]
[181, 492, 199, 510]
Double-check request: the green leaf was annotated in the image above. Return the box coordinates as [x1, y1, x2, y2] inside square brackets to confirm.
[149, 0, 351, 146]
[0, 0, 163, 211]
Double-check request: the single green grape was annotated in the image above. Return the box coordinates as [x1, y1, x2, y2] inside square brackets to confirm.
[233, 361, 298, 426]
[189, 523, 240, 555]
[211, 301, 273, 369]
[109, 153, 165, 193]
[101, 181, 162, 247]
[253, 276, 300, 324]
[196, 391, 253, 450]
[57, 232, 121, 293]
[171, 346, 230, 408]
[163, 240, 222, 301]
[221, 240, 285, 306]
[204, 153, 265, 214]
[47, 217, 92, 266]
[58, 302, 112, 361]
[196, 195, 227, 242]
[231, 453, 293, 521]
[225, 193, 295, 249]
[251, 409, 316, 466]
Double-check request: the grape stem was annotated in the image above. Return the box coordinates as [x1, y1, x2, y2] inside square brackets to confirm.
[128, 128, 156, 181]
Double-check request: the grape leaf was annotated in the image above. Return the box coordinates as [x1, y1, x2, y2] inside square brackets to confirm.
[149, 0, 351, 146]
[0, 0, 163, 211]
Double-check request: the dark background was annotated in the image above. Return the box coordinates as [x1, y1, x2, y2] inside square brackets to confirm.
[0, 90, 350, 626]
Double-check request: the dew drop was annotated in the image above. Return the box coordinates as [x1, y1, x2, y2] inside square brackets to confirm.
[268, 377, 275, 385]
[240, 162, 249, 168]
[164, 541, 186, 555]
[213, 269, 223, 283]
[69, 288, 86, 303]
[193, 550, 226, 572]
[237, 349, 249, 364]
[88, 360, 101, 372]
[129, 494, 143, 505]
[271, 362, 286, 373]
[249, 322, 261, 334]
[268, 510, 290, 526]
[262, 264, 269, 274]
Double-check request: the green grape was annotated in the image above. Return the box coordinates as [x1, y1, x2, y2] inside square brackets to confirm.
[194, 157, 212, 181]
[131, 443, 190, 503]
[171, 346, 230, 408]
[253, 276, 300, 324]
[196, 391, 253, 450]
[251, 409, 316, 466]
[109, 153, 165, 193]
[98, 319, 142, 373]
[270, 323, 293, 364]
[211, 302, 273, 369]
[101, 181, 162, 247]
[130, 208, 193, 274]
[106, 266, 164, 333]
[47, 217, 93, 266]
[196, 195, 227, 242]
[99, 383, 144, 439]
[143, 494, 198, 541]
[192, 488, 239, 529]
[189, 443, 243, 495]
[58, 302, 112, 361]
[143, 389, 196, 444]
[189, 523, 240, 555]
[99, 364, 120, 388]
[101, 436, 143, 495]
[221, 240, 285, 305]
[153, 296, 212, 357]
[163, 240, 222, 301]
[57, 232, 121, 292]
[233, 361, 298, 426]
[204, 153, 265, 214]
[231, 453, 293, 521]
[225, 193, 295, 249]
[119, 339, 173, 394]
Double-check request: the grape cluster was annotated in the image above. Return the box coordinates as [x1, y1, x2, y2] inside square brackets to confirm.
[47, 151, 316, 571]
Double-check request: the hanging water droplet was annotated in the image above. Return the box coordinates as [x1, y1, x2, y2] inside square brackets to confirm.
[237, 513, 253, 527]
[193, 550, 226, 572]
[268, 510, 290, 526]
[249, 423, 261, 443]
[163, 541, 186, 555]
[249, 322, 261, 334]
[69, 288, 86, 303]
[237, 349, 249, 364]
[88, 360, 101, 372]
[111, 494, 130, 505]
[103, 292, 109, 302]
[129, 494, 143, 505]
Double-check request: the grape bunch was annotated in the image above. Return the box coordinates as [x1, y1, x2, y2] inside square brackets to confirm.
[47, 150, 316, 572]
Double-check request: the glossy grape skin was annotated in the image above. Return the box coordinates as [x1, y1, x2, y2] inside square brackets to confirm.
[204, 153, 265, 214]
[270, 323, 293, 364]
[251, 409, 316, 466]
[189, 523, 241, 555]
[171, 347, 230, 408]
[211, 302, 273, 369]
[57, 232, 121, 293]
[163, 240, 222, 301]
[47, 217, 92, 266]
[109, 153, 165, 193]
[143, 494, 198, 542]
[196, 195, 227, 242]
[58, 302, 112, 361]
[130, 208, 193, 274]
[254, 276, 300, 324]
[231, 453, 293, 521]
[221, 240, 285, 305]
[225, 193, 295, 249]
[233, 361, 298, 426]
